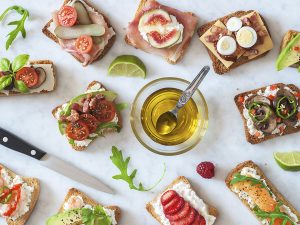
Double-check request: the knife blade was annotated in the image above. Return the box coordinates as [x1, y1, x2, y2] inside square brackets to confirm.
[0, 127, 114, 194]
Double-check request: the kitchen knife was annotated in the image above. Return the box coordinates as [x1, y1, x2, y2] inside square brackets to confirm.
[0, 127, 114, 194]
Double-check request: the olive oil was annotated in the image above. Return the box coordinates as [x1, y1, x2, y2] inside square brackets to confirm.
[141, 88, 199, 145]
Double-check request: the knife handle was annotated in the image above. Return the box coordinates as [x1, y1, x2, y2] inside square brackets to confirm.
[0, 128, 46, 160]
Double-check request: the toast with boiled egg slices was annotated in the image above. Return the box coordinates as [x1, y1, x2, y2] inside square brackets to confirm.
[42, 0, 116, 66]
[226, 161, 300, 225]
[47, 188, 121, 225]
[125, 0, 198, 64]
[146, 176, 217, 225]
[0, 164, 40, 225]
[198, 10, 273, 75]
[52, 81, 122, 151]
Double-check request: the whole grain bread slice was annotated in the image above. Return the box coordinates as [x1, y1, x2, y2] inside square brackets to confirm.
[234, 83, 300, 144]
[146, 176, 218, 225]
[0, 164, 40, 225]
[225, 160, 300, 224]
[279, 30, 300, 68]
[42, 0, 116, 66]
[58, 188, 121, 223]
[0, 60, 55, 97]
[52, 81, 122, 151]
[198, 11, 272, 75]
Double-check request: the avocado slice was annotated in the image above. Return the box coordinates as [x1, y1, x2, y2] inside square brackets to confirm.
[276, 33, 300, 71]
[46, 209, 82, 225]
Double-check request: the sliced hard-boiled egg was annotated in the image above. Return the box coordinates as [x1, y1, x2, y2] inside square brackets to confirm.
[226, 17, 243, 32]
[236, 26, 258, 48]
[217, 36, 237, 55]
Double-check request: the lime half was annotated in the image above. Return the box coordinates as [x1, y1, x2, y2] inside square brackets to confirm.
[274, 152, 300, 171]
[108, 55, 146, 78]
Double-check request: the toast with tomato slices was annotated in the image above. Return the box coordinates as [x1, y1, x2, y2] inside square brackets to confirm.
[0, 164, 40, 225]
[52, 81, 122, 151]
[226, 161, 300, 225]
[42, 0, 116, 66]
[146, 176, 217, 225]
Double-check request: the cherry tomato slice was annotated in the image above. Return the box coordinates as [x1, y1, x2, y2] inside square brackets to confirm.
[66, 120, 90, 141]
[58, 5, 77, 27]
[79, 114, 99, 133]
[75, 35, 93, 54]
[15, 67, 39, 88]
[91, 100, 116, 123]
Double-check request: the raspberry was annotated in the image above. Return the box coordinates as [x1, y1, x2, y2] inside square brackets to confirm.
[196, 162, 215, 179]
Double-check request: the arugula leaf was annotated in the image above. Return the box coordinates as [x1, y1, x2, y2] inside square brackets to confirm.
[0, 75, 12, 90]
[12, 54, 29, 72]
[230, 173, 269, 189]
[116, 103, 128, 112]
[82, 206, 111, 225]
[0, 6, 29, 50]
[110, 146, 166, 191]
[0, 58, 11, 72]
[14, 80, 29, 93]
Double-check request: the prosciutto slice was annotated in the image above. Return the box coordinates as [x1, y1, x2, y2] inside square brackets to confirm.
[126, 0, 198, 63]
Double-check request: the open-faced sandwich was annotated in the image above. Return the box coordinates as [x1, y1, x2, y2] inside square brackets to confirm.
[226, 161, 300, 225]
[52, 81, 122, 151]
[0, 164, 40, 225]
[46, 188, 121, 225]
[198, 11, 273, 75]
[125, 0, 198, 64]
[42, 0, 115, 66]
[235, 83, 300, 144]
[0, 54, 55, 96]
[276, 30, 300, 71]
[146, 176, 217, 225]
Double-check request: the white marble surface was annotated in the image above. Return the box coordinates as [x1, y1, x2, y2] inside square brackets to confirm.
[0, 0, 300, 224]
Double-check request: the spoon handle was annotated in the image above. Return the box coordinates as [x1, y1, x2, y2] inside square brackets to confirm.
[174, 66, 210, 111]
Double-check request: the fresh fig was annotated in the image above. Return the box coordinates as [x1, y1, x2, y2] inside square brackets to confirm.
[147, 29, 181, 49]
[138, 9, 171, 29]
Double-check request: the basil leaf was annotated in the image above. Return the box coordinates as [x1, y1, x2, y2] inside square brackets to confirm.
[12, 54, 29, 72]
[14, 80, 29, 93]
[0, 75, 12, 91]
[0, 58, 11, 72]
[116, 102, 128, 112]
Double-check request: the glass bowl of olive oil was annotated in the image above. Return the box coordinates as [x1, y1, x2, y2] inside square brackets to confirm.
[130, 77, 208, 155]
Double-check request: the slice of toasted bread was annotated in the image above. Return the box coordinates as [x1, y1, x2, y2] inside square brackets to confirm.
[0, 164, 40, 225]
[279, 30, 300, 68]
[58, 188, 121, 223]
[52, 81, 122, 151]
[0, 60, 56, 97]
[42, 0, 115, 66]
[234, 83, 300, 144]
[198, 11, 272, 75]
[146, 176, 218, 225]
[125, 0, 198, 64]
[226, 161, 300, 224]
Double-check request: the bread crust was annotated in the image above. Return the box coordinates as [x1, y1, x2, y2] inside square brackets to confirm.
[0, 60, 55, 97]
[42, 0, 116, 66]
[58, 188, 121, 223]
[146, 176, 218, 225]
[225, 161, 300, 223]
[279, 30, 300, 68]
[52, 81, 122, 151]
[234, 83, 300, 144]
[0, 164, 40, 225]
[198, 10, 272, 75]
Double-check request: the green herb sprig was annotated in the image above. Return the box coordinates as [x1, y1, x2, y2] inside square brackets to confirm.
[82, 205, 111, 225]
[230, 173, 269, 189]
[110, 146, 166, 191]
[0, 6, 29, 50]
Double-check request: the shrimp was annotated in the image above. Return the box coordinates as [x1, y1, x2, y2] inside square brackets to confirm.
[66, 196, 84, 209]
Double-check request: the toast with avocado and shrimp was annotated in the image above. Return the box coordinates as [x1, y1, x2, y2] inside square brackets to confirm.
[42, 0, 116, 66]
[52, 81, 122, 151]
[226, 161, 300, 225]
[0, 164, 40, 225]
[235, 83, 300, 144]
[46, 188, 121, 225]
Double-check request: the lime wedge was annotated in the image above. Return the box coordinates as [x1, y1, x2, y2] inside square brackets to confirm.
[108, 55, 146, 78]
[274, 152, 300, 171]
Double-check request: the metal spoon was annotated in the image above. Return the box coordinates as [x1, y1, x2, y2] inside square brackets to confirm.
[155, 66, 210, 135]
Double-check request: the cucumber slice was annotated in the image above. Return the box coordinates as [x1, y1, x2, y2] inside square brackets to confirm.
[54, 24, 105, 39]
[73, 1, 91, 25]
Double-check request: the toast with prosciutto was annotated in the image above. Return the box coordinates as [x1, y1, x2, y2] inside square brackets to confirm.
[42, 0, 115, 66]
[125, 0, 198, 64]
[198, 11, 273, 74]
[52, 81, 122, 151]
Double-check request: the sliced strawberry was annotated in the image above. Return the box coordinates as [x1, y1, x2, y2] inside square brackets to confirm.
[199, 215, 206, 225]
[167, 202, 191, 222]
[163, 197, 184, 215]
[191, 213, 206, 225]
[161, 190, 178, 206]
[172, 208, 196, 225]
